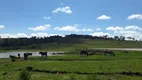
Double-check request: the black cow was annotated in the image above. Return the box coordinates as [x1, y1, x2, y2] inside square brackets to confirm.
[9, 55, 18, 59]
[104, 50, 115, 57]
[24, 53, 28, 60]
[18, 53, 20, 59]
[80, 50, 88, 57]
[9, 55, 19, 62]
[39, 52, 47, 57]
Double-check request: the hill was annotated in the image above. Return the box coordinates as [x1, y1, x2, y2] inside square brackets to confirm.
[0, 38, 142, 52]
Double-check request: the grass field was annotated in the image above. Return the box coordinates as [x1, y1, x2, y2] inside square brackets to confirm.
[0, 50, 142, 80]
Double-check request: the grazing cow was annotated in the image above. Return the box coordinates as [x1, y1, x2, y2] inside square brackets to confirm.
[80, 50, 88, 57]
[52, 53, 56, 55]
[9, 55, 18, 59]
[86, 49, 104, 55]
[104, 50, 115, 57]
[39, 52, 47, 57]
[9, 55, 19, 62]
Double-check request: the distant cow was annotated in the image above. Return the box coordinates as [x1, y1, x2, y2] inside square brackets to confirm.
[39, 52, 47, 57]
[9, 55, 19, 59]
[52, 53, 56, 55]
[18, 53, 20, 59]
[80, 50, 88, 57]
[104, 50, 115, 57]
[9, 55, 19, 62]
[24, 53, 28, 60]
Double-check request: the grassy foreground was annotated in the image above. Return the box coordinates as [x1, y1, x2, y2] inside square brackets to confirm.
[0, 50, 142, 80]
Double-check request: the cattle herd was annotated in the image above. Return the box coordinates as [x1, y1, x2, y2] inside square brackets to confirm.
[9, 52, 48, 62]
[80, 49, 115, 57]
[9, 49, 115, 62]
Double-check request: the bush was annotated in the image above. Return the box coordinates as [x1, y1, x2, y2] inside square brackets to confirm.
[18, 68, 31, 80]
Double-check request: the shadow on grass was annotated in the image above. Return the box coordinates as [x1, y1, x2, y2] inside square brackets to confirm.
[16, 69, 142, 77]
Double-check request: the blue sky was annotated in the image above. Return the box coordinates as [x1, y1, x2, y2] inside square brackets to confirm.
[0, 0, 142, 40]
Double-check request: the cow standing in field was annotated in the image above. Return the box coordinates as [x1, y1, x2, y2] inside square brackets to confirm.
[9, 55, 17, 59]
[9, 55, 19, 62]
[39, 52, 47, 57]
[104, 50, 115, 57]
[80, 50, 88, 57]
[24, 53, 28, 60]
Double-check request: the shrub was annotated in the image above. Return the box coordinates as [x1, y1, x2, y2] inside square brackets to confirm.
[18, 68, 31, 80]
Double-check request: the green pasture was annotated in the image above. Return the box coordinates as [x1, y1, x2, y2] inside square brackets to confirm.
[0, 50, 142, 80]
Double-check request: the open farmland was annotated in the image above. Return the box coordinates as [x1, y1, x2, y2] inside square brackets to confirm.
[0, 50, 142, 80]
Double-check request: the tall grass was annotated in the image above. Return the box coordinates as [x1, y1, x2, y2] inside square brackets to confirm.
[18, 68, 31, 80]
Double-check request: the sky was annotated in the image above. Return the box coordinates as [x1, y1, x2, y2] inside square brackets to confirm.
[0, 0, 142, 40]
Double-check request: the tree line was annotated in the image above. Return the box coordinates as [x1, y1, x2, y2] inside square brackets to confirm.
[0, 34, 133, 49]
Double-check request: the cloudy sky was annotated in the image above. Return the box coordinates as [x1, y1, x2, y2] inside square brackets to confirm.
[0, 0, 142, 40]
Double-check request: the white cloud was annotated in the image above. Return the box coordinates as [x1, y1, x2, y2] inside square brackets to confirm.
[114, 30, 142, 40]
[28, 24, 51, 31]
[106, 25, 142, 31]
[0, 25, 5, 29]
[30, 33, 64, 37]
[82, 28, 93, 32]
[0, 33, 64, 38]
[128, 14, 142, 20]
[0, 31, 142, 40]
[97, 15, 111, 20]
[54, 24, 79, 32]
[52, 6, 72, 14]
[106, 26, 123, 31]
[44, 17, 51, 20]
[0, 33, 28, 38]
[90, 30, 142, 40]
[91, 32, 111, 37]
[125, 25, 142, 30]
[105, 25, 142, 40]
[54, 24, 93, 32]
[96, 28, 102, 31]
